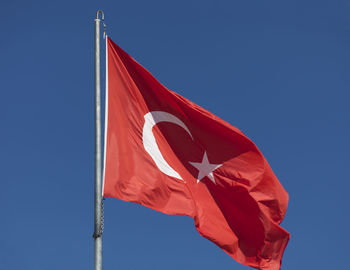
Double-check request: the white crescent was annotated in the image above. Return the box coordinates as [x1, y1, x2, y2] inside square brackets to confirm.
[142, 111, 193, 180]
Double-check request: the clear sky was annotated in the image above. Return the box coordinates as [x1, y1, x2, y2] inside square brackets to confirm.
[1, 0, 349, 269]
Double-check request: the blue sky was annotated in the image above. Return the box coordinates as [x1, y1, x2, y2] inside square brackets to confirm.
[1, 0, 349, 269]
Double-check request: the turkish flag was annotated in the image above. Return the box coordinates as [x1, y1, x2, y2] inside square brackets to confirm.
[103, 36, 290, 270]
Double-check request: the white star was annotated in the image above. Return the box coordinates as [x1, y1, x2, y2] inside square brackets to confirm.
[189, 152, 222, 184]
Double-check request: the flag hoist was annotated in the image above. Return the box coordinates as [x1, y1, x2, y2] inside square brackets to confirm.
[93, 10, 105, 270]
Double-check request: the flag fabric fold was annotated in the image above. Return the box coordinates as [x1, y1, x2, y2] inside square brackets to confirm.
[103, 36, 290, 270]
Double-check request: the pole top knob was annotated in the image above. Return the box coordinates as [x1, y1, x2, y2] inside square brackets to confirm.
[96, 10, 104, 20]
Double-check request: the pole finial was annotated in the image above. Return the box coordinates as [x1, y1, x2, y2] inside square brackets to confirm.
[96, 10, 104, 20]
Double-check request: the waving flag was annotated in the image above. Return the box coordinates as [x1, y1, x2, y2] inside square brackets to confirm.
[103, 36, 290, 270]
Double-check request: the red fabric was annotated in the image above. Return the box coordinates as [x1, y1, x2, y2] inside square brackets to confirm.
[103, 36, 290, 270]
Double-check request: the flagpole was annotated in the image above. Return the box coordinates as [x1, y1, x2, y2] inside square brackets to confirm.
[94, 9, 104, 270]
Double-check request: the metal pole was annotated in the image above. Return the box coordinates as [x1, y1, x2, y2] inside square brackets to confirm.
[94, 9, 104, 270]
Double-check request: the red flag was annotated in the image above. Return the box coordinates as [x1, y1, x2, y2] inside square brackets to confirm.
[103, 36, 290, 270]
